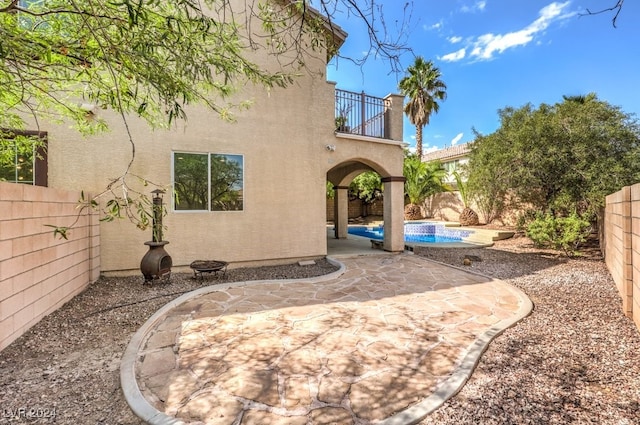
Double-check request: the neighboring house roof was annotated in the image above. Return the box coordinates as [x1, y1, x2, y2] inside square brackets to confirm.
[422, 142, 472, 162]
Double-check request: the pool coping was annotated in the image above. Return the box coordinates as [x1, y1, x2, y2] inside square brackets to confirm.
[345, 221, 513, 249]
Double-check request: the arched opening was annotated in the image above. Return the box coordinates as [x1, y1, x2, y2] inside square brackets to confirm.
[326, 159, 405, 253]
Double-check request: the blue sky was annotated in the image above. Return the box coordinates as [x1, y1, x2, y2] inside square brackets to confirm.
[326, 1, 639, 153]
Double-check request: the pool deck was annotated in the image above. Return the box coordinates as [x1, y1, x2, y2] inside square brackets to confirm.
[121, 226, 531, 425]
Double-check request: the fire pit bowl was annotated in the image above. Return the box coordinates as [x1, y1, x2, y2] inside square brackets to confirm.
[190, 260, 228, 280]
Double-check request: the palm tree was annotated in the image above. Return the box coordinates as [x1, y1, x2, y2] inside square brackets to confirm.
[399, 57, 447, 158]
[452, 170, 479, 225]
[562, 93, 597, 104]
[403, 155, 449, 220]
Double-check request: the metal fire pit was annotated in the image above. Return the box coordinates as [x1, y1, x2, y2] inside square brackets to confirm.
[190, 260, 228, 280]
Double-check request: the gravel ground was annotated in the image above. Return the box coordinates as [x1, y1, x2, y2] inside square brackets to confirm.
[0, 260, 338, 424]
[415, 235, 640, 425]
[1, 236, 639, 424]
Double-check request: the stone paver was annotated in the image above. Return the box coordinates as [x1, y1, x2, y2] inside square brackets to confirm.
[122, 254, 532, 425]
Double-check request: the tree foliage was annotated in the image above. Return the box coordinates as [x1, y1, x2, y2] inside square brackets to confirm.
[349, 171, 382, 203]
[398, 57, 447, 158]
[467, 93, 640, 222]
[403, 154, 448, 205]
[0, 0, 412, 235]
[1, 0, 412, 134]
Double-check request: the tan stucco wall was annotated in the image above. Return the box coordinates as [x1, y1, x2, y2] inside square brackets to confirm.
[425, 192, 464, 222]
[44, 77, 334, 272]
[35, 3, 404, 274]
[0, 183, 100, 350]
[603, 183, 640, 332]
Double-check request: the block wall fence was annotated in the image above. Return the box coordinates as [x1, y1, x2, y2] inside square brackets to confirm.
[603, 183, 640, 331]
[326, 198, 384, 222]
[0, 182, 100, 351]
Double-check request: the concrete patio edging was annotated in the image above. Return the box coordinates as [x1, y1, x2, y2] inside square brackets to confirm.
[378, 258, 534, 424]
[120, 255, 533, 425]
[119, 259, 346, 425]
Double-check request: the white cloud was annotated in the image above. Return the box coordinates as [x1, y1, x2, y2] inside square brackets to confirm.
[440, 2, 574, 62]
[448, 35, 463, 44]
[440, 48, 466, 62]
[424, 20, 443, 31]
[450, 133, 464, 145]
[423, 146, 439, 154]
[461, 1, 487, 13]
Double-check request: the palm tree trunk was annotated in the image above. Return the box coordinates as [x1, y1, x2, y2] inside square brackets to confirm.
[416, 125, 423, 159]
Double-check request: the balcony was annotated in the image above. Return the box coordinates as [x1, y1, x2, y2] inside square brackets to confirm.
[335, 89, 403, 141]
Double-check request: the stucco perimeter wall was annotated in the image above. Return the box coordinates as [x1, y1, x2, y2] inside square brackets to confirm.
[603, 184, 640, 331]
[0, 182, 100, 351]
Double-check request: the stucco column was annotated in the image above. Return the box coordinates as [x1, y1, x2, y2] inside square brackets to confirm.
[333, 186, 349, 239]
[382, 177, 406, 252]
[384, 94, 405, 142]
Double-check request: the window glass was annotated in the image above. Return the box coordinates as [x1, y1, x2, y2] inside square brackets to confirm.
[0, 135, 40, 185]
[173, 152, 244, 212]
[173, 152, 208, 211]
[211, 154, 243, 211]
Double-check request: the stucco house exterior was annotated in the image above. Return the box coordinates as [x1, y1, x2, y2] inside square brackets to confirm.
[422, 142, 471, 183]
[3, 1, 406, 276]
[421, 143, 471, 221]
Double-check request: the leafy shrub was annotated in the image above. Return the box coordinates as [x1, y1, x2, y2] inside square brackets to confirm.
[515, 209, 538, 232]
[526, 212, 592, 256]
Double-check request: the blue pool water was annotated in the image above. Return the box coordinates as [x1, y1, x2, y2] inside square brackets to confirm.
[347, 222, 474, 244]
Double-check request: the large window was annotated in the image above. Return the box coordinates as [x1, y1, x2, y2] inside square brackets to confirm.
[0, 130, 47, 186]
[173, 152, 244, 211]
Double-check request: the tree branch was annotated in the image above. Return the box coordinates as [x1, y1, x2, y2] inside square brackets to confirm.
[583, 0, 624, 27]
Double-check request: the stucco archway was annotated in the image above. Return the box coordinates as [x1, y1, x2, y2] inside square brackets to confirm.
[327, 158, 405, 253]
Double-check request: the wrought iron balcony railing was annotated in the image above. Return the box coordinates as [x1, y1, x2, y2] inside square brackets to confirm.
[335, 89, 391, 139]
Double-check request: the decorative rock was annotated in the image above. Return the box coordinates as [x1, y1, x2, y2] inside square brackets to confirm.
[464, 255, 483, 262]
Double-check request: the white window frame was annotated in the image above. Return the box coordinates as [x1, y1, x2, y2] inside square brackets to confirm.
[172, 151, 244, 212]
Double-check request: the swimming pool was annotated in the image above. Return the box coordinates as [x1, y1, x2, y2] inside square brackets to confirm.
[347, 222, 474, 244]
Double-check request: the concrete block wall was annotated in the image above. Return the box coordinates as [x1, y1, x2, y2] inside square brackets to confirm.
[632, 184, 640, 329]
[0, 182, 100, 351]
[326, 198, 383, 222]
[603, 183, 639, 331]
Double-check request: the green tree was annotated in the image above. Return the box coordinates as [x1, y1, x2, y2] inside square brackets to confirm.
[0, 0, 412, 234]
[465, 132, 509, 224]
[398, 57, 447, 158]
[467, 93, 640, 225]
[403, 154, 448, 220]
[349, 171, 382, 216]
[349, 171, 382, 203]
